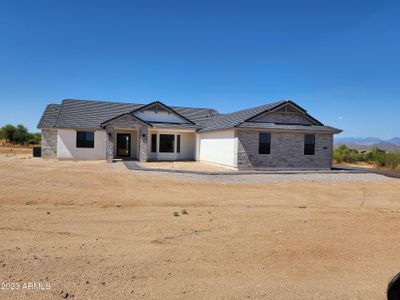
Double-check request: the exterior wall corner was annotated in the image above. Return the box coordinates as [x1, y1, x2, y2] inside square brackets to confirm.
[41, 129, 57, 159]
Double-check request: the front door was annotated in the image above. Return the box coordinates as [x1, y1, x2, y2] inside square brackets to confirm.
[116, 133, 131, 157]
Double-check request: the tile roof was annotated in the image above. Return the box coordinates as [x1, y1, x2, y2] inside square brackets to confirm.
[238, 122, 342, 133]
[198, 101, 287, 131]
[54, 99, 143, 129]
[37, 104, 61, 128]
[37, 98, 341, 134]
[38, 99, 218, 129]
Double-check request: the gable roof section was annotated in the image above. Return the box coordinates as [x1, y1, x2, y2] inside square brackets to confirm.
[237, 122, 341, 133]
[37, 98, 341, 134]
[53, 99, 143, 129]
[37, 104, 62, 128]
[100, 112, 152, 127]
[245, 100, 323, 126]
[37, 99, 220, 129]
[199, 100, 286, 131]
[198, 100, 338, 132]
[114, 101, 196, 125]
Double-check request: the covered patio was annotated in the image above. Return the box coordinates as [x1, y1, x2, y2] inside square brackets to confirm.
[102, 113, 198, 163]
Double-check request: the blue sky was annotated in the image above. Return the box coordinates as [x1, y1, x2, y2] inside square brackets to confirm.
[0, 0, 399, 138]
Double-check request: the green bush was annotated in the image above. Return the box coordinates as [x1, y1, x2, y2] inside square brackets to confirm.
[376, 152, 400, 169]
[27, 133, 41, 145]
[334, 145, 400, 170]
[365, 148, 386, 164]
[333, 145, 366, 163]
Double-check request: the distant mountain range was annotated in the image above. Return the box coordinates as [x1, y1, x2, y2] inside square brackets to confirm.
[334, 137, 400, 152]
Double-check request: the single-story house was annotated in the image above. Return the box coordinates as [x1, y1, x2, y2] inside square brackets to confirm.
[37, 99, 342, 170]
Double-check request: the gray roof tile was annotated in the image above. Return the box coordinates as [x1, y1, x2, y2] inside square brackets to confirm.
[198, 101, 286, 131]
[238, 122, 342, 133]
[37, 98, 341, 134]
[37, 104, 61, 128]
[37, 99, 220, 129]
[54, 99, 143, 129]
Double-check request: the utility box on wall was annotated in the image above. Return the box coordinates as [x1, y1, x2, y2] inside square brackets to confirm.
[32, 147, 41, 157]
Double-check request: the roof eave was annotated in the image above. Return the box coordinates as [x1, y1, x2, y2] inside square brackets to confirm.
[131, 101, 196, 125]
[100, 113, 153, 128]
[236, 125, 342, 134]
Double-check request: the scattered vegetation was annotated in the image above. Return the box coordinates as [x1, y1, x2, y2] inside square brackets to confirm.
[0, 124, 40, 146]
[173, 212, 179, 217]
[181, 209, 188, 215]
[334, 145, 400, 170]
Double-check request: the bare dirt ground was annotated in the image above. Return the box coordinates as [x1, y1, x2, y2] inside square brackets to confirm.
[138, 161, 235, 172]
[0, 156, 400, 299]
[0, 146, 32, 158]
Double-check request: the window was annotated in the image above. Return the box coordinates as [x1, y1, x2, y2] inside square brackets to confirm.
[159, 134, 175, 153]
[304, 134, 315, 155]
[259, 132, 271, 154]
[151, 134, 157, 153]
[177, 135, 181, 153]
[76, 131, 94, 148]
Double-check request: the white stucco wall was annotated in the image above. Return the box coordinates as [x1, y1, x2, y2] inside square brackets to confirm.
[147, 130, 195, 161]
[198, 130, 237, 168]
[179, 132, 195, 160]
[57, 129, 107, 160]
[133, 110, 188, 123]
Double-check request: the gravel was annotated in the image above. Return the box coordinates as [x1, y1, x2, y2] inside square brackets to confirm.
[134, 171, 396, 184]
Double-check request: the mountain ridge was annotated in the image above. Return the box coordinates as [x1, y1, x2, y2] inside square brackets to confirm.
[335, 137, 400, 145]
[334, 136, 400, 152]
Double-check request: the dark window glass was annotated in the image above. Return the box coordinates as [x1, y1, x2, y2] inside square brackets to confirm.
[159, 134, 175, 153]
[259, 132, 271, 154]
[151, 134, 157, 152]
[177, 135, 181, 153]
[304, 134, 315, 155]
[76, 131, 94, 148]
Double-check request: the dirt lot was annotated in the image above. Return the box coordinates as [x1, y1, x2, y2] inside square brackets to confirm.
[0, 156, 400, 299]
[0, 146, 32, 158]
[138, 161, 235, 172]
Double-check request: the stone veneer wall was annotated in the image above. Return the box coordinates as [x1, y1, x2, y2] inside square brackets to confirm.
[104, 115, 148, 163]
[41, 129, 57, 158]
[236, 130, 333, 169]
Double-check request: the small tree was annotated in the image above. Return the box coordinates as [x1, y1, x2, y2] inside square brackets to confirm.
[0, 124, 16, 143]
[12, 124, 29, 145]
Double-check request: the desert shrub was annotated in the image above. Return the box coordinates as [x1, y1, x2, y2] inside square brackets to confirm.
[335, 145, 400, 170]
[376, 152, 400, 169]
[27, 133, 41, 145]
[333, 145, 366, 163]
[365, 148, 386, 164]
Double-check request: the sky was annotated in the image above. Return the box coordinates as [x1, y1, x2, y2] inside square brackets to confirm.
[0, 0, 399, 138]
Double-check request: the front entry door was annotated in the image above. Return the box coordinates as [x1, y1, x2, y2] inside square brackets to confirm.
[116, 134, 131, 157]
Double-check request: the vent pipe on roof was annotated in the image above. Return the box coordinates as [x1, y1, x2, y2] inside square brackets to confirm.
[207, 109, 215, 120]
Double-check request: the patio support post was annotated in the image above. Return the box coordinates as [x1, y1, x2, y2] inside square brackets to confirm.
[139, 127, 148, 162]
[106, 128, 114, 163]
